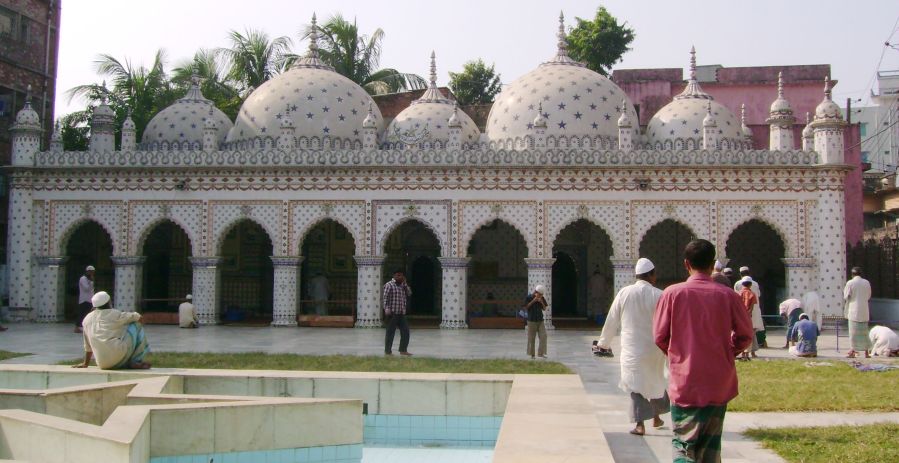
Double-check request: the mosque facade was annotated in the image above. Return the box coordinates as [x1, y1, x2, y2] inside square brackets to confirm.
[6, 15, 850, 329]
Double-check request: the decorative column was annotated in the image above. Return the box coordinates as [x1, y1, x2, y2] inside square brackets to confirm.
[783, 258, 817, 299]
[814, 187, 847, 319]
[112, 256, 145, 312]
[36, 256, 67, 322]
[271, 256, 302, 327]
[525, 257, 555, 329]
[438, 257, 469, 329]
[190, 257, 222, 325]
[354, 255, 385, 328]
[610, 258, 635, 299]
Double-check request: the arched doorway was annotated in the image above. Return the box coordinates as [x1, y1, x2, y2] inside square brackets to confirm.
[140, 221, 193, 313]
[219, 220, 274, 324]
[299, 219, 358, 321]
[465, 220, 528, 326]
[64, 221, 114, 321]
[639, 219, 694, 288]
[552, 219, 614, 323]
[725, 219, 786, 317]
[383, 220, 441, 326]
[551, 253, 578, 316]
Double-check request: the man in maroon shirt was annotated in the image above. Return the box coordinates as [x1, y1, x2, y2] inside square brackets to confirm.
[653, 239, 753, 463]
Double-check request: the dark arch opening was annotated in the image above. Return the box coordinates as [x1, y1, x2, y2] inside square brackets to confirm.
[64, 221, 114, 320]
[725, 219, 786, 318]
[639, 219, 694, 288]
[552, 219, 614, 325]
[466, 219, 528, 325]
[141, 221, 193, 313]
[383, 220, 441, 326]
[219, 220, 274, 324]
[299, 219, 358, 322]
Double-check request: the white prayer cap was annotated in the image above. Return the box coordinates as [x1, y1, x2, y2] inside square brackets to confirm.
[185, 294, 192, 300]
[722, 267, 734, 275]
[534, 285, 546, 294]
[799, 313, 810, 320]
[739, 266, 750, 273]
[714, 260, 724, 271]
[634, 258, 655, 275]
[86, 265, 95, 272]
[739, 276, 753, 285]
[91, 291, 111, 308]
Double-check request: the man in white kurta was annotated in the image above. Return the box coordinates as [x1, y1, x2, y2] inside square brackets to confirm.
[597, 257, 668, 436]
[843, 267, 872, 358]
[178, 294, 197, 328]
[309, 273, 330, 315]
[733, 266, 765, 346]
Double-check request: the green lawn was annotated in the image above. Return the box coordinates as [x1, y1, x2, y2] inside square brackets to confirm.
[731, 359, 898, 412]
[64, 352, 572, 374]
[745, 423, 899, 463]
[0, 350, 30, 361]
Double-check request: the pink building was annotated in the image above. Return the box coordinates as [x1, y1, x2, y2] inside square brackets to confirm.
[613, 64, 863, 245]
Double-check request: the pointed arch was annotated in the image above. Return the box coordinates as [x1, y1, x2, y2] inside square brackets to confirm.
[214, 216, 277, 255]
[724, 217, 793, 257]
[462, 218, 530, 259]
[379, 216, 445, 257]
[134, 217, 197, 256]
[639, 219, 696, 288]
[297, 216, 359, 255]
[57, 218, 117, 256]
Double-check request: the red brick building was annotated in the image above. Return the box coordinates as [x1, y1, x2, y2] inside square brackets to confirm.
[0, 0, 60, 263]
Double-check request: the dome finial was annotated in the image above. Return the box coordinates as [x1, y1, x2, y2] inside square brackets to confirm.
[557, 11, 568, 58]
[674, 46, 711, 100]
[741, 103, 746, 124]
[806, 112, 810, 124]
[689, 46, 697, 81]
[25, 84, 32, 104]
[362, 102, 377, 128]
[429, 50, 437, 89]
[823, 75, 832, 100]
[447, 101, 462, 128]
[777, 71, 785, 98]
[308, 13, 320, 59]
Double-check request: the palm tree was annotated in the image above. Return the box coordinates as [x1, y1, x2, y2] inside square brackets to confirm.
[66, 50, 176, 145]
[172, 49, 243, 120]
[217, 29, 292, 95]
[303, 14, 426, 95]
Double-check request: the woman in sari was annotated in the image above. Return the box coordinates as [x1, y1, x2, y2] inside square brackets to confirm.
[73, 291, 151, 369]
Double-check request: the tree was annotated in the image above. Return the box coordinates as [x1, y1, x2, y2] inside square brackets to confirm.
[303, 14, 426, 95]
[66, 50, 177, 147]
[566, 6, 635, 76]
[448, 60, 502, 105]
[172, 49, 243, 120]
[218, 29, 292, 95]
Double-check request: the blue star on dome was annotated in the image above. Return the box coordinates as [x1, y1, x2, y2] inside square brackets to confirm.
[589, 104, 597, 110]
[306, 112, 314, 119]
[573, 94, 581, 100]
[574, 112, 582, 120]
[558, 121, 567, 129]
[323, 127, 330, 133]
[591, 122, 599, 129]
[306, 95, 314, 101]
[558, 102, 566, 110]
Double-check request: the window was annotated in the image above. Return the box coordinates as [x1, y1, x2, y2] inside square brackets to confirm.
[861, 151, 869, 163]
[0, 8, 14, 37]
[860, 122, 867, 137]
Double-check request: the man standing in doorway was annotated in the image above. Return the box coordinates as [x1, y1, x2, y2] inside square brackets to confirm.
[383, 269, 412, 356]
[75, 265, 95, 333]
[309, 272, 330, 315]
[733, 266, 766, 348]
[654, 239, 753, 463]
[524, 285, 549, 359]
[597, 257, 668, 436]
[844, 267, 872, 359]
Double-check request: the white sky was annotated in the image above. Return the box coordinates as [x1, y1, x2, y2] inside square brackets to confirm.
[55, 0, 899, 117]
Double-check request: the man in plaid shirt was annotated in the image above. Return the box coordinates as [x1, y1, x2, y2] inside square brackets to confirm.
[384, 269, 413, 355]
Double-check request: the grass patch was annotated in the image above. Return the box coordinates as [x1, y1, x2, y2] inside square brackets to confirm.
[0, 350, 30, 361]
[745, 423, 899, 463]
[61, 352, 572, 374]
[732, 359, 898, 412]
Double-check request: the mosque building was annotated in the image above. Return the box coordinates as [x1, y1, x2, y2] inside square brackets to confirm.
[6, 14, 849, 329]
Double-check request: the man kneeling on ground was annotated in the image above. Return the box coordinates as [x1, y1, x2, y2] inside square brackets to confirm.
[73, 291, 151, 369]
[788, 313, 819, 358]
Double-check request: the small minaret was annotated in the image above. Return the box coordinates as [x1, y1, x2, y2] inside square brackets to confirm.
[11, 85, 42, 166]
[810, 76, 847, 164]
[802, 112, 814, 151]
[532, 102, 547, 149]
[278, 116, 296, 150]
[202, 107, 218, 151]
[617, 99, 633, 150]
[740, 103, 753, 148]
[702, 101, 719, 150]
[448, 102, 462, 150]
[49, 120, 64, 153]
[766, 72, 796, 151]
[120, 109, 136, 151]
[362, 104, 378, 150]
[89, 84, 116, 153]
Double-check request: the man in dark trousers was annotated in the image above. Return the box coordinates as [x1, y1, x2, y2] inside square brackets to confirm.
[75, 265, 95, 333]
[383, 269, 412, 356]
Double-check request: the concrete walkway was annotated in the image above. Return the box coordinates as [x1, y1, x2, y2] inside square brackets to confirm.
[1, 323, 897, 462]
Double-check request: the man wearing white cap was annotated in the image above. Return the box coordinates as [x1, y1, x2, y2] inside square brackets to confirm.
[733, 266, 765, 347]
[178, 294, 198, 328]
[523, 284, 548, 358]
[74, 291, 151, 370]
[597, 257, 668, 436]
[75, 265, 96, 333]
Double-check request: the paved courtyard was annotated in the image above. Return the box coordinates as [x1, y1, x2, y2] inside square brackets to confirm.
[1, 323, 897, 462]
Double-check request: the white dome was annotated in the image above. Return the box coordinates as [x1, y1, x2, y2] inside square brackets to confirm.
[485, 14, 637, 147]
[227, 20, 382, 149]
[14, 99, 40, 127]
[143, 80, 233, 149]
[646, 48, 744, 149]
[814, 78, 842, 121]
[386, 52, 479, 147]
